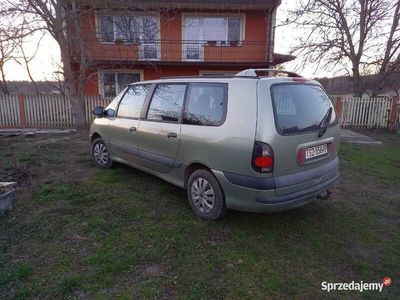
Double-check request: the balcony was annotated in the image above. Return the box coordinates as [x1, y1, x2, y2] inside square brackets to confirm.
[82, 40, 270, 64]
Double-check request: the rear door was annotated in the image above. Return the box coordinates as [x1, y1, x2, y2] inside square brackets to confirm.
[257, 80, 340, 195]
[136, 83, 186, 174]
[107, 84, 150, 162]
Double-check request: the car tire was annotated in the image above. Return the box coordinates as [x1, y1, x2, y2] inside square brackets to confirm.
[187, 169, 228, 220]
[91, 138, 112, 169]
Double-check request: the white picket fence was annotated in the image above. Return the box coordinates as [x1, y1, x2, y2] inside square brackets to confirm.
[339, 96, 393, 128]
[0, 94, 20, 126]
[0, 94, 112, 127]
[24, 94, 74, 127]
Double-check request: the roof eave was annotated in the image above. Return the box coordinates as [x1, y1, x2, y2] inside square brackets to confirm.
[75, 0, 280, 10]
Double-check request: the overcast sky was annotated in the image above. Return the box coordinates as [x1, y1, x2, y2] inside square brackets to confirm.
[3, 0, 332, 81]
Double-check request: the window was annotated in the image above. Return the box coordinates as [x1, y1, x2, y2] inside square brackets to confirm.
[184, 83, 227, 126]
[147, 84, 186, 122]
[114, 16, 140, 43]
[271, 84, 337, 135]
[228, 18, 241, 42]
[100, 16, 114, 42]
[117, 85, 150, 118]
[99, 15, 159, 44]
[184, 16, 242, 42]
[101, 72, 141, 97]
[183, 16, 243, 59]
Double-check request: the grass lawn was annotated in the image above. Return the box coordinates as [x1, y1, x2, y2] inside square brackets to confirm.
[0, 132, 399, 299]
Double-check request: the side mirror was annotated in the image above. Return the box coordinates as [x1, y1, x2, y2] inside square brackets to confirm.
[92, 106, 104, 117]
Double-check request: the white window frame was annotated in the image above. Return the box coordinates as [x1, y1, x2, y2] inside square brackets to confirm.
[181, 13, 245, 62]
[98, 69, 144, 97]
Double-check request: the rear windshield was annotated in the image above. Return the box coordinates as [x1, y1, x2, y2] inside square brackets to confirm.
[270, 83, 336, 135]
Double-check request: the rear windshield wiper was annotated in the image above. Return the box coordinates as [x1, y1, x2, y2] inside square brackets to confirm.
[318, 107, 333, 138]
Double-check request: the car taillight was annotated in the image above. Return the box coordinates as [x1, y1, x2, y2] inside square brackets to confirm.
[292, 77, 309, 83]
[297, 148, 305, 165]
[252, 141, 274, 173]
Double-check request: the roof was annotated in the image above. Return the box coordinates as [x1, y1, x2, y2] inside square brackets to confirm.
[84, 0, 281, 10]
[273, 53, 296, 65]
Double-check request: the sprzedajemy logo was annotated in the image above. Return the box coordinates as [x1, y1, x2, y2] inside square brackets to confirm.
[321, 277, 392, 293]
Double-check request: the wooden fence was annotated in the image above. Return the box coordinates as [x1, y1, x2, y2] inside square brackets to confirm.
[0, 94, 20, 127]
[0, 94, 112, 128]
[0, 93, 399, 130]
[333, 95, 397, 128]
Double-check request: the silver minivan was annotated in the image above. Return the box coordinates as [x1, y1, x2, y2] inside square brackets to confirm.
[90, 69, 340, 220]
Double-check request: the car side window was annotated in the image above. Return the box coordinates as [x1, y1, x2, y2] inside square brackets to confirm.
[147, 84, 186, 122]
[117, 85, 150, 118]
[183, 83, 227, 126]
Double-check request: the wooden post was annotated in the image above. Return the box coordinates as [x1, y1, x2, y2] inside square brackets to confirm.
[17, 94, 27, 127]
[388, 95, 399, 132]
[335, 96, 343, 124]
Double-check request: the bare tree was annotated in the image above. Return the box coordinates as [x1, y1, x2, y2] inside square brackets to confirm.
[13, 32, 45, 94]
[0, 0, 160, 128]
[0, 28, 18, 94]
[290, 0, 400, 95]
[0, 0, 86, 127]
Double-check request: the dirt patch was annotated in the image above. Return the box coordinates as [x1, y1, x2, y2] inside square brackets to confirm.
[144, 264, 165, 277]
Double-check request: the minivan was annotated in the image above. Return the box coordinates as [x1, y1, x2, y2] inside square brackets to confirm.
[90, 69, 340, 220]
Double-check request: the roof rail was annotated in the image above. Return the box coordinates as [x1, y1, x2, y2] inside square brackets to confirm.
[235, 69, 302, 78]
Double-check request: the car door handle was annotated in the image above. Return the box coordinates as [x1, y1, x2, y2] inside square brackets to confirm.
[129, 127, 137, 134]
[167, 132, 177, 139]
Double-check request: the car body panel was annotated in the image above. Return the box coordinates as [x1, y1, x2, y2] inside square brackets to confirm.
[256, 78, 340, 196]
[106, 117, 141, 163]
[176, 79, 257, 175]
[136, 120, 182, 174]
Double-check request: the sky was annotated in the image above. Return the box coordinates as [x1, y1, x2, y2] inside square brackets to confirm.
[3, 0, 331, 81]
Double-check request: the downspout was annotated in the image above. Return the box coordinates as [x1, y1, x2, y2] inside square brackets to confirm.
[268, 2, 278, 66]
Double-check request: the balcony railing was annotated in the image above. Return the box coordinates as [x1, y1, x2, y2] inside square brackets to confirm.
[83, 40, 269, 63]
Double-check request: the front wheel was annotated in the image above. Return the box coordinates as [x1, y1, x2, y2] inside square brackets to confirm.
[91, 138, 112, 169]
[187, 169, 228, 220]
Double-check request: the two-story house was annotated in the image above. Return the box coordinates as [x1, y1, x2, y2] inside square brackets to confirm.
[70, 0, 294, 97]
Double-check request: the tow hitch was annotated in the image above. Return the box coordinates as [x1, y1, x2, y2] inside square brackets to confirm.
[317, 189, 331, 200]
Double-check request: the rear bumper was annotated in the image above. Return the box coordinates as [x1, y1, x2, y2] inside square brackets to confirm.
[212, 157, 339, 212]
[253, 171, 338, 211]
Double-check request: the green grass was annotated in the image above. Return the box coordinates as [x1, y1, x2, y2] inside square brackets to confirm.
[340, 135, 400, 181]
[0, 132, 399, 299]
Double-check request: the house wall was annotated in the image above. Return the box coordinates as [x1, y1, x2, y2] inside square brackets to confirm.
[72, 8, 270, 95]
[83, 65, 243, 95]
[77, 9, 269, 63]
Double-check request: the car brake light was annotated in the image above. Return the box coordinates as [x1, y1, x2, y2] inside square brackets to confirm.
[292, 77, 308, 83]
[297, 148, 305, 165]
[252, 141, 274, 173]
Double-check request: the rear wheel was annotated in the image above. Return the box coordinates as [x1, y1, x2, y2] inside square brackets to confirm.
[187, 169, 228, 220]
[91, 138, 112, 169]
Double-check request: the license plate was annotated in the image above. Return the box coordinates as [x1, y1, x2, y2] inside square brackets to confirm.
[305, 144, 328, 160]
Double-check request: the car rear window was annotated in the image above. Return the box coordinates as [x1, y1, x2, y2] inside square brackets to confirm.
[270, 83, 336, 135]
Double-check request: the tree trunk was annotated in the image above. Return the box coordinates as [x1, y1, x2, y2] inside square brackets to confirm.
[60, 47, 86, 129]
[352, 66, 363, 96]
[0, 67, 9, 94]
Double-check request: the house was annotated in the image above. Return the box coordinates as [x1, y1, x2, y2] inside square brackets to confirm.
[70, 0, 294, 97]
